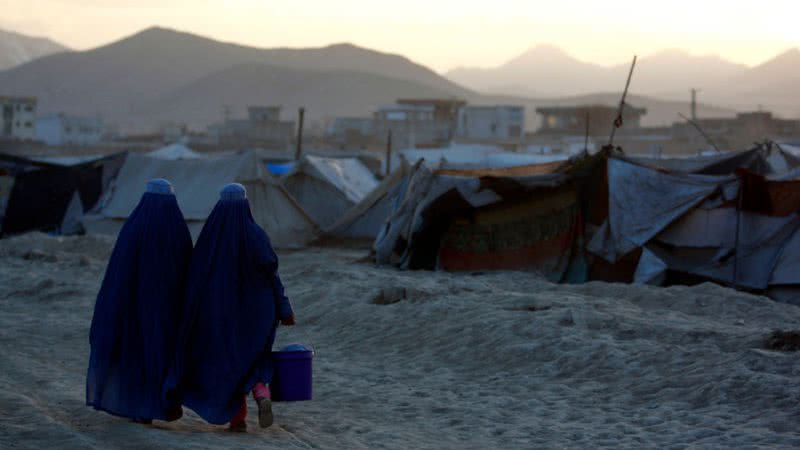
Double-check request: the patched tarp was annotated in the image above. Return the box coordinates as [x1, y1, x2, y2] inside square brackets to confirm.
[602, 158, 737, 262]
[374, 157, 585, 277]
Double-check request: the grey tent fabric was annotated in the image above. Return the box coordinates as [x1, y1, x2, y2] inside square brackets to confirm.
[94, 151, 318, 248]
[771, 226, 800, 285]
[623, 146, 800, 176]
[674, 214, 799, 290]
[633, 247, 668, 285]
[604, 158, 737, 262]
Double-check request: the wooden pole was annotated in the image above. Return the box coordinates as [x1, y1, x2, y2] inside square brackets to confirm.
[295, 107, 305, 161]
[385, 130, 393, 176]
[608, 55, 637, 148]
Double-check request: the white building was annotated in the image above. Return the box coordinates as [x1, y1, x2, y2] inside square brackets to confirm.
[457, 105, 525, 142]
[0, 96, 37, 140]
[36, 113, 105, 146]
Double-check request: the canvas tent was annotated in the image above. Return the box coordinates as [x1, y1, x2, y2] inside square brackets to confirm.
[0, 152, 127, 237]
[147, 143, 203, 160]
[282, 155, 379, 228]
[89, 151, 317, 248]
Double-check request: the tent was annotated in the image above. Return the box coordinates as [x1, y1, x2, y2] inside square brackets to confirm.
[623, 144, 800, 176]
[373, 154, 595, 282]
[147, 143, 203, 160]
[0, 152, 127, 237]
[396, 145, 568, 171]
[324, 160, 414, 240]
[89, 151, 317, 248]
[587, 155, 800, 304]
[282, 155, 379, 228]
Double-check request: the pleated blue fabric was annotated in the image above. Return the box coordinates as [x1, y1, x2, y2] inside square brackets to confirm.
[86, 179, 193, 421]
[167, 183, 293, 425]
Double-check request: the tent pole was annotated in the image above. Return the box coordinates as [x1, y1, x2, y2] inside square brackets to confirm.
[608, 55, 637, 148]
[733, 182, 742, 289]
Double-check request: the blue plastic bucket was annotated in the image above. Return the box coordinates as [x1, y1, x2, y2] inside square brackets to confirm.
[271, 344, 314, 402]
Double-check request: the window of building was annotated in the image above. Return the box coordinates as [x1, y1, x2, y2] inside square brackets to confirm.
[25, 105, 33, 112]
[24, 122, 32, 128]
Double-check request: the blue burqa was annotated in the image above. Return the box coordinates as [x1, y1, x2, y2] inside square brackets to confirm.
[86, 179, 193, 421]
[166, 183, 293, 425]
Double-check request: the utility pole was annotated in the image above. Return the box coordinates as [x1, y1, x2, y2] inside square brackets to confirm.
[222, 105, 232, 123]
[295, 107, 305, 161]
[583, 112, 590, 153]
[690, 88, 700, 121]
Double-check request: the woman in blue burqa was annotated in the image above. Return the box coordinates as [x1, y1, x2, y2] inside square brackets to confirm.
[86, 178, 192, 423]
[166, 183, 295, 432]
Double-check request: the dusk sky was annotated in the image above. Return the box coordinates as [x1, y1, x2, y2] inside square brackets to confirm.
[2, 0, 798, 71]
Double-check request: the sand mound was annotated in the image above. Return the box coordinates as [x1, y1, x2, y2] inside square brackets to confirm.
[2, 234, 800, 448]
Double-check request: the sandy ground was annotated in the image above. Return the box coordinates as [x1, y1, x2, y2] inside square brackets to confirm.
[1, 234, 800, 449]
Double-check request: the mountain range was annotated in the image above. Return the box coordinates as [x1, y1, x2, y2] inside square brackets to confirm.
[447, 45, 800, 117]
[0, 29, 69, 71]
[2, 27, 787, 134]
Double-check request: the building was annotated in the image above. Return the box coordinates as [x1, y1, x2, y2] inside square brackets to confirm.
[35, 113, 105, 146]
[671, 111, 800, 150]
[535, 104, 647, 136]
[457, 105, 525, 142]
[207, 106, 296, 149]
[325, 117, 375, 149]
[373, 98, 466, 148]
[0, 96, 37, 141]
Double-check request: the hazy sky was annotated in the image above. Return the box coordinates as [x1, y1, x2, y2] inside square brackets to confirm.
[2, 0, 798, 72]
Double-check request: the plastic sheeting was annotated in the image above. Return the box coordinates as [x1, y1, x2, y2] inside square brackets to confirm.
[301, 155, 378, 204]
[86, 190, 192, 422]
[166, 193, 292, 425]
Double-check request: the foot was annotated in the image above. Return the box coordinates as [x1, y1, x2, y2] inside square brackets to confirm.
[227, 421, 247, 432]
[256, 397, 274, 428]
[166, 405, 184, 422]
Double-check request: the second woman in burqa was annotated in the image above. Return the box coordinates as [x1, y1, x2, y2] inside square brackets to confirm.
[166, 183, 295, 432]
